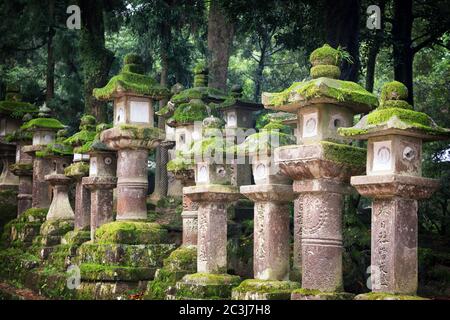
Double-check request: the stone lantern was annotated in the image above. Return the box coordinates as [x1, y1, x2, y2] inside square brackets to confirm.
[232, 121, 300, 300]
[0, 85, 37, 191]
[217, 85, 263, 188]
[175, 117, 241, 300]
[82, 124, 118, 240]
[8, 115, 34, 216]
[36, 129, 75, 247]
[262, 44, 378, 299]
[64, 115, 97, 231]
[339, 81, 450, 299]
[94, 53, 170, 221]
[22, 104, 66, 209]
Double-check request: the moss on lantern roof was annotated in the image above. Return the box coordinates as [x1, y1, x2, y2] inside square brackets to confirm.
[168, 99, 210, 125]
[93, 54, 170, 100]
[21, 117, 65, 131]
[35, 142, 73, 158]
[75, 123, 113, 153]
[117, 124, 164, 141]
[321, 141, 366, 167]
[310, 44, 342, 66]
[263, 77, 378, 109]
[237, 121, 296, 156]
[0, 100, 38, 118]
[170, 86, 228, 105]
[64, 129, 97, 147]
[339, 81, 450, 138]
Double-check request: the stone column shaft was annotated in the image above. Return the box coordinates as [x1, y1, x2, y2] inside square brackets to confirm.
[296, 180, 348, 292]
[292, 198, 302, 278]
[253, 201, 290, 280]
[90, 188, 115, 240]
[32, 157, 52, 208]
[0, 153, 19, 188]
[46, 182, 74, 220]
[74, 179, 91, 230]
[17, 175, 32, 215]
[197, 201, 228, 273]
[116, 148, 148, 220]
[371, 197, 418, 294]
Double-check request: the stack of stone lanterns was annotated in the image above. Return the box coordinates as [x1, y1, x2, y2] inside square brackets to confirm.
[0, 84, 37, 192]
[75, 54, 175, 299]
[22, 104, 66, 209]
[232, 120, 300, 299]
[339, 81, 450, 300]
[174, 116, 242, 300]
[262, 44, 378, 299]
[64, 115, 97, 234]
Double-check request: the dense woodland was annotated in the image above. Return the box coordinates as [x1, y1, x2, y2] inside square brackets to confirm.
[1, 0, 450, 295]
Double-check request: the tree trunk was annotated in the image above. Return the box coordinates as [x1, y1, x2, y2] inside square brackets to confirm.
[45, 0, 55, 103]
[79, 0, 114, 122]
[325, 0, 360, 82]
[392, 0, 414, 104]
[207, 0, 234, 91]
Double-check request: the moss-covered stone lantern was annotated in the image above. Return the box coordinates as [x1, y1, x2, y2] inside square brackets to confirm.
[175, 116, 242, 299]
[64, 115, 97, 231]
[0, 85, 38, 191]
[94, 53, 170, 221]
[22, 104, 66, 209]
[8, 114, 34, 216]
[81, 123, 118, 240]
[263, 44, 377, 300]
[339, 81, 450, 298]
[232, 121, 300, 300]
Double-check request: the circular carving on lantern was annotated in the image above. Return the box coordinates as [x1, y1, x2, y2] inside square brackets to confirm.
[402, 146, 415, 161]
[216, 166, 226, 177]
[104, 157, 112, 165]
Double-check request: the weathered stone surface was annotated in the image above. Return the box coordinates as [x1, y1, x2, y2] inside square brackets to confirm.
[232, 279, 300, 300]
[45, 174, 74, 221]
[181, 211, 198, 246]
[93, 221, 169, 245]
[354, 292, 428, 300]
[240, 184, 295, 281]
[77, 281, 148, 300]
[184, 185, 240, 274]
[292, 197, 302, 281]
[83, 176, 117, 240]
[351, 174, 439, 200]
[31, 157, 52, 208]
[175, 273, 241, 300]
[0, 144, 19, 190]
[73, 179, 90, 230]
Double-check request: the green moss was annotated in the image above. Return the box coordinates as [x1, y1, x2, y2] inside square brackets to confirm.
[233, 279, 300, 293]
[64, 130, 96, 147]
[237, 130, 296, 156]
[261, 120, 292, 135]
[380, 80, 409, 102]
[61, 230, 90, 246]
[310, 44, 341, 66]
[320, 141, 366, 167]
[64, 162, 89, 178]
[0, 101, 38, 118]
[265, 77, 378, 109]
[4, 129, 32, 143]
[170, 99, 209, 124]
[80, 263, 154, 281]
[182, 136, 230, 160]
[117, 124, 164, 141]
[163, 246, 197, 272]
[35, 142, 73, 158]
[367, 107, 430, 126]
[124, 53, 143, 65]
[166, 157, 193, 173]
[9, 163, 33, 172]
[40, 219, 74, 238]
[21, 117, 65, 131]
[94, 221, 168, 245]
[93, 71, 169, 100]
[379, 99, 413, 110]
[171, 87, 228, 105]
[310, 65, 340, 79]
[356, 292, 427, 300]
[337, 127, 369, 137]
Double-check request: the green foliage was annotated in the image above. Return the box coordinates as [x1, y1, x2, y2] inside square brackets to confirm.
[0, 101, 38, 118]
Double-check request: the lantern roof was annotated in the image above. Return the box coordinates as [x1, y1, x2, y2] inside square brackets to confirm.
[0, 84, 38, 118]
[339, 81, 450, 141]
[93, 53, 170, 100]
[262, 44, 378, 114]
[21, 103, 65, 132]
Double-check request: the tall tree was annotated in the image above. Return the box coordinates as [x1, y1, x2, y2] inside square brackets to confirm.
[207, 0, 234, 91]
[324, 0, 361, 81]
[78, 0, 114, 122]
[46, 0, 56, 103]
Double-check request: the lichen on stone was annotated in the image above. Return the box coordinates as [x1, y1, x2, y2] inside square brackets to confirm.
[64, 162, 89, 178]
